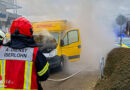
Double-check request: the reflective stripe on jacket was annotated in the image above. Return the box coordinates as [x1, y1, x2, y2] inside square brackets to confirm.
[0, 46, 39, 90]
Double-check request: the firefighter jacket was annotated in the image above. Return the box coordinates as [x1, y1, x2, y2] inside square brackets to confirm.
[0, 35, 49, 90]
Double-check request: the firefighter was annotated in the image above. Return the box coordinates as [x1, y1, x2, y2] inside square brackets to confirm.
[0, 30, 5, 81]
[0, 30, 5, 45]
[0, 17, 49, 90]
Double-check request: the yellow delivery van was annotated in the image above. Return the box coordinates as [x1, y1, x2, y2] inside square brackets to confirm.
[32, 20, 81, 69]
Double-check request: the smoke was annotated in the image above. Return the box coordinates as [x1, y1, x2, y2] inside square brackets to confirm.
[17, 0, 130, 72]
[33, 30, 57, 50]
[78, 0, 130, 71]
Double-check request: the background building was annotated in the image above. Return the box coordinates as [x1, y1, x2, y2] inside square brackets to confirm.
[0, 0, 21, 33]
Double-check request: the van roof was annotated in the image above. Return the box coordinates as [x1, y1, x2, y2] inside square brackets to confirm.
[32, 20, 72, 32]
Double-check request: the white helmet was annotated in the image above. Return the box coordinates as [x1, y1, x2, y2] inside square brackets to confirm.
[0, 30, 5, 40]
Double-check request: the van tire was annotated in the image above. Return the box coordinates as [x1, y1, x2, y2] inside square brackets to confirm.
[61, 55, 70, 72]
[57, 59, 64, 71]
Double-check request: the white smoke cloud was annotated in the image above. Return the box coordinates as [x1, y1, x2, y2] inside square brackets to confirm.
[17, 0, 130, 71]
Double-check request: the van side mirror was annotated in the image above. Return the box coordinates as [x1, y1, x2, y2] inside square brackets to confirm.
[60, 40, 64, 46]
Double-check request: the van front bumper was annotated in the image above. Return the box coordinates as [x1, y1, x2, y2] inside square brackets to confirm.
[46, 55, 61, 69]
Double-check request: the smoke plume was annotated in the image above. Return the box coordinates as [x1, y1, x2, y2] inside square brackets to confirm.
[17, 0, 130, 72]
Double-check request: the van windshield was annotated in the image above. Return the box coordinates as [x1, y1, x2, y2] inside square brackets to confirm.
[50, 32, 59, 43]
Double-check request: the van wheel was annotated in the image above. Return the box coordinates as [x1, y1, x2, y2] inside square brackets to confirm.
[61, 56, 70, 72]
[52, 59, 64, 72]
[60, 59, 64, 68]
[58, 59, 64, 71]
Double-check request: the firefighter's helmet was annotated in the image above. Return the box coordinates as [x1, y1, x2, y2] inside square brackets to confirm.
[10, 17, 33, 37]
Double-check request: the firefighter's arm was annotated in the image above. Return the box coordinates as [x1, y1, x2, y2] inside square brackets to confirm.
[35, 49, 49, 81]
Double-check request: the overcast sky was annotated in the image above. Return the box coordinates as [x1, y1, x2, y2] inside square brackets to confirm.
[17, 0, 82, 22]
[17, 0, 130, 22]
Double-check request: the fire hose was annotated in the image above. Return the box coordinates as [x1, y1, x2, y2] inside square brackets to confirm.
[47, 70, 82, 82]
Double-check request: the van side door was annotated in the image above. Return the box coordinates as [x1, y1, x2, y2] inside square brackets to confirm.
[61, 29, 81, 62]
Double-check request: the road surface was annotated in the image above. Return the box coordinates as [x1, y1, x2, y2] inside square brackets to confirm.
[41, 61, 99, 90]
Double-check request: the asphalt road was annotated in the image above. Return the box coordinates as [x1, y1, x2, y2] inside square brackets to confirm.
[41, 61, 99, 90]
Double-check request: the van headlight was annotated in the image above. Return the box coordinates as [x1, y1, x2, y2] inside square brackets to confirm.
[43, 49, 57, 58]
[49, 49, 57, 57]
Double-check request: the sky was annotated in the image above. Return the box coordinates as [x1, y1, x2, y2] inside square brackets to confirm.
[17, 0, 82, 22]
[17, 0, 130, 22]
